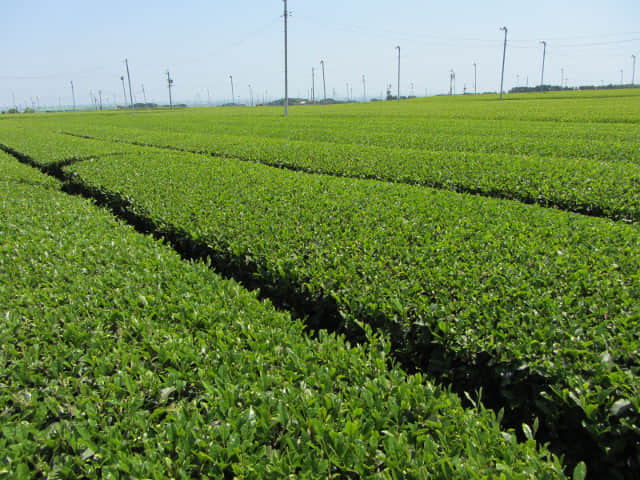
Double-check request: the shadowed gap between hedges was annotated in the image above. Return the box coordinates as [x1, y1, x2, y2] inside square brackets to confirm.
[1, 142, 636, 479]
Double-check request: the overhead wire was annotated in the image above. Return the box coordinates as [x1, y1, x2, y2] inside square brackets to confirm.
[0, 16, 283, 82]
[294, 15, 639, 51]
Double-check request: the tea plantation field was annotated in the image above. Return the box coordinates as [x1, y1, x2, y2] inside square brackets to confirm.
[1, 89, 639, 478]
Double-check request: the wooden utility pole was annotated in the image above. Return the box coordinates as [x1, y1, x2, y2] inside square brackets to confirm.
[283, 0, 289, 116]
[499, 26, 508, 100]
[167, 71, 174, 109]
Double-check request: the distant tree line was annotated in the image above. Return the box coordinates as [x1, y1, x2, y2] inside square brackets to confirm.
[509, 85, 573, 93]
[577, 84, 640, 91]
[2, 107, 35, 114]
[510, 84, 640, 93]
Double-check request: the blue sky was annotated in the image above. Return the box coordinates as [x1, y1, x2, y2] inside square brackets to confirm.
[1, 0, 639, 108]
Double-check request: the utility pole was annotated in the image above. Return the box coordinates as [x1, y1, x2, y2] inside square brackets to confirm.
[620, 69, 624, 86]
[539, 41, 547, 93]
[120, 76, 127, 106]
[362, 74, 366, 102]
[632, 55, 637, 86]
[320, 60, 327, 102]
[449, 70, 456, 95]
[283, 0, 289, 117]
[98, 90, 103, 111]
[499, 26, 508, 100]
[311, 67, 315, 103]
[396, 45, 401, 101]
[561, 68, 564, 88]
[70, 81, 76, 111]
[473, 62, 477, 95]
[346, 82, 350, 101]
[125, 58, 134, 115]
[167, 71, 174, 109]
[249, 84, 253, 106]
[229, 75, 235, 105]
[141, 83, 147, 104]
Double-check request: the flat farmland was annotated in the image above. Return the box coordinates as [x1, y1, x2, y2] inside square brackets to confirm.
[1, 89, 639, 478]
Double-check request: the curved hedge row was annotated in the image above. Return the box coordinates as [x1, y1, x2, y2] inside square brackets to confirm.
[58, 146, 640, 474]
[65, 112, 640, 162]
[0, 152, 567, 478]
[56, 125, 640, 223]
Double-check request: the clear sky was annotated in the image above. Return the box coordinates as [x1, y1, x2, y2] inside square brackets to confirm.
[2, 0, 639, 109]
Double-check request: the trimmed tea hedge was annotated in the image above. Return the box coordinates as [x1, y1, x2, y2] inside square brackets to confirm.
[56, 122, 640, 222]
[59, 146, 640, 474]
[0, 151, 567, 478]
[0, 124, 130, 167]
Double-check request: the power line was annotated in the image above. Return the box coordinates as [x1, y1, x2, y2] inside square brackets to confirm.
[534, 31, 640, 41]
[553, 38, 640, 48]
[0, 65, 114, 81]
[295, 15, 639, 47]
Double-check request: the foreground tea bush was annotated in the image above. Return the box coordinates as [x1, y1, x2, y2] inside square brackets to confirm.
[0, 152, 567, 478]
[60, 146, 639, 474]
